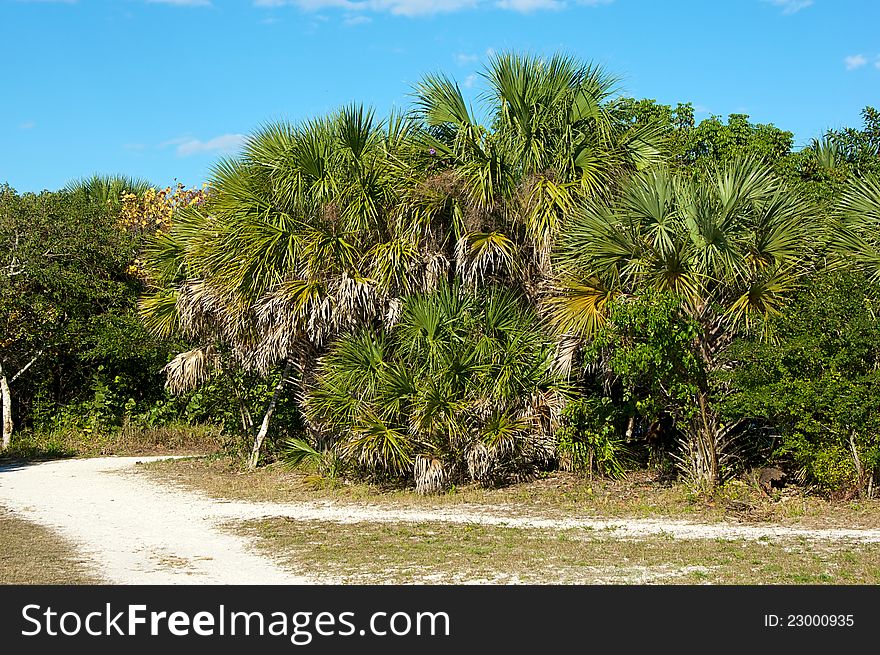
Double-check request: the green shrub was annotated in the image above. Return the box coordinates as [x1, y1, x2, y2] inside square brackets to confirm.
[555, 397, 632, 479]
[300, 284, 567, 492]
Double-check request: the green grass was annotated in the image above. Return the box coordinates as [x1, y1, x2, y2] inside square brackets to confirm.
[234, 518, 880, 585]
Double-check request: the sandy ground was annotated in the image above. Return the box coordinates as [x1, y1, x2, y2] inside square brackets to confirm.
[3, 456, 880, 585]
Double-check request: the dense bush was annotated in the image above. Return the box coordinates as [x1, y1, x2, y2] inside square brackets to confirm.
[0, 184, 227, 456]
[723, 270, 880, 496]
[302, 284, 566, 491]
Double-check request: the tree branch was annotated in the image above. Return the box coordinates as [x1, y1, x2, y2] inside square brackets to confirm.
[10, 351, 43, 384]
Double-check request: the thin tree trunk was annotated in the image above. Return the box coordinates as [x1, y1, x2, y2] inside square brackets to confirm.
[10, 352, 42, 385]
[247, 359, 293, 470]
[1, 365, 12, 451]
[849, 430, 865, 495]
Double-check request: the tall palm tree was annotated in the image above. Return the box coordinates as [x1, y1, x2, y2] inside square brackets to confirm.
[413, 52, 666, 287]
[139, 105, 436, 467]
[547, 157, 818, 487]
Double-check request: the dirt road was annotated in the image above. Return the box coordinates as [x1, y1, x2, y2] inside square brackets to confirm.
[3, 456, 880, 584]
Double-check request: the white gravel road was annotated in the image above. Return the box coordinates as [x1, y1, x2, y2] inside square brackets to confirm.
[2, 456, 880, 585]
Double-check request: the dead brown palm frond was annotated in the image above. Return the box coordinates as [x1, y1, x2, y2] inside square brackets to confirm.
[466, 441, 495, 483]
[550, 333, 582, 377]
[258, 277, 333, 346]
[422, 251, 450, 292]
[414, 455, 449, 494]
[176, 278, 252, 343]
[163, 346, 220, 395]
[520, 387, 567, 437]
[334, 272, 380, 330]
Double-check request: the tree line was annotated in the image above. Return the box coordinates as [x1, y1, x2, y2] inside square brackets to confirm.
[3, 53, 880, 495]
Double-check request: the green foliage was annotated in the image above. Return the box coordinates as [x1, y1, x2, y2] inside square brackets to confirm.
[722, 270, 880, 494]
[303, 284, 566, 491]
[0, 187, 169, 426]
[617, 98, 793, 169]
[5, 56, 880, 496]
[0, 421, 224, 462]
[555, 396, 631, 479]
[826, 106, 880, 177]
[588, 290, 704, 421]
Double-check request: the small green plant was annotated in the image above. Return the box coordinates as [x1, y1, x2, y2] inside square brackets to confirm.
[555, 397, 632, 479]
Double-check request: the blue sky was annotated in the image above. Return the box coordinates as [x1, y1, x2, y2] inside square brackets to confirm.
[1, 0, 877, 192]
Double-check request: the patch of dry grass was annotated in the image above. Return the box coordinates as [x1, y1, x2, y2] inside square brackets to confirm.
[235, 518, 880, 585]
[1, 423, 225, 463]
[143, 455, 880, 530]
[0, 509, 102, 584]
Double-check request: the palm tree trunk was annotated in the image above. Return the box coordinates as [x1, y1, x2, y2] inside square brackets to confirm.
[684, 391, 720, 490]
[247, 359, 293, 470]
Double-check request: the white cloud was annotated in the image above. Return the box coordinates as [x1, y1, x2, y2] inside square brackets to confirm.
[254, 0, 611, 15]
[765, 0, 813, 14]
[163, 134, 247, 157]
[343, 14, 372, 24]
[495, 0, 562, 11]
[455, 53, 479, 65]
[844, 54, 868, 70]
[462, 73, 478, 88]
[146, 0, 212, 5]
[19, 121, 36, 130]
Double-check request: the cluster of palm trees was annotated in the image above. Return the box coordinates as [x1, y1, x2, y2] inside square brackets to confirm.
[137, 52, 879, 490]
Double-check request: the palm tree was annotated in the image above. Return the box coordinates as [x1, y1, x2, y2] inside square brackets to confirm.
[834, 172, 880, 277]
[303, 283, 566, 492]
[547, 157, 818, 488]
[140, 54, 664, 469]
[139, 105, 438, 467]
[413, 52, 665, 288]
[65, 174, 152, 211]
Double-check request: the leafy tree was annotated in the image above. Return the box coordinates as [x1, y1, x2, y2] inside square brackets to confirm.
[722, 270, 880, 495]
[825, 106, 880, 177]
[0, 186, 160, 448]
[581, 291, 705, 477]
[547, 158, 819, 488]
[617, 98, 793, 170]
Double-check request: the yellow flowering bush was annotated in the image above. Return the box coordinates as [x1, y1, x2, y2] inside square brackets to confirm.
[119, 183, 208, 278]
